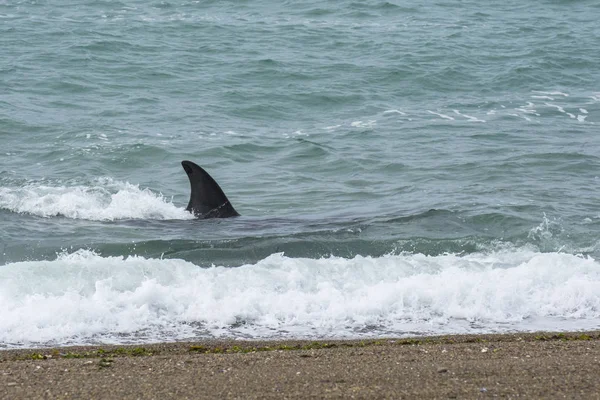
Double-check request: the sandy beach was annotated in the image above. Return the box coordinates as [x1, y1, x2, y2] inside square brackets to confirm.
[1, 331, 599, 399]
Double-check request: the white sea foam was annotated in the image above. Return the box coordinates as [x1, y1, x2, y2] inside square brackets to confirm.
[383, 109, 406, 116]
[0, 179, 193, 221]
[452, 109, 486, 122]
[427, 110, 454, 120]
[533, 90, 569, 97]
[1, 249, 598, 348]
[516, 102, 539, 115]
[350, 120, 377, 128]
[545, 102, 566, 113]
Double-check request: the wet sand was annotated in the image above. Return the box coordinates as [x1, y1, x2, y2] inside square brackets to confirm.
[1, 331, 599, 399]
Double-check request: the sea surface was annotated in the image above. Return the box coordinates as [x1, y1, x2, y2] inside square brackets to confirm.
[1, 0, 600, 348]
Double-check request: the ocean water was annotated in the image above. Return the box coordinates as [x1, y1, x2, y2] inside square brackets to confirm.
[1, 1, 599, 348]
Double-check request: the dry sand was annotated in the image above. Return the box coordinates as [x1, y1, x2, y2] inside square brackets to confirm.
[1, 331, 599, 399]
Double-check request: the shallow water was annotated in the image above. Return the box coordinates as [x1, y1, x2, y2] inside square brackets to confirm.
[1, 0, 599, 348]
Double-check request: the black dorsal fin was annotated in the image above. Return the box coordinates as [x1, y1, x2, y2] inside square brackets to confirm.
[181, 160, 240, 219]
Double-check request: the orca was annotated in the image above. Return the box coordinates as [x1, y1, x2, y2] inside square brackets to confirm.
[181, 160, 240, 219]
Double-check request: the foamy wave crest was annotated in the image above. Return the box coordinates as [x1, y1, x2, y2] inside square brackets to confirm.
[1, 249, 599, 347]
[0, 178, 193, 220]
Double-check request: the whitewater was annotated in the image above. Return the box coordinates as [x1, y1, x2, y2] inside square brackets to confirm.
[1, 247, 598, 349]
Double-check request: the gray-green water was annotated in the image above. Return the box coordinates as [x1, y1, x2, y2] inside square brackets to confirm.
[1, 1, 599, 347]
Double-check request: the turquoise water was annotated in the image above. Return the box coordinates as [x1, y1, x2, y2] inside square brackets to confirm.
[1, 1, 600, 347]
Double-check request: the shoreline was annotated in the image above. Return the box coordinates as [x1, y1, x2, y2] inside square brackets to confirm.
[2, 331, 600, 398]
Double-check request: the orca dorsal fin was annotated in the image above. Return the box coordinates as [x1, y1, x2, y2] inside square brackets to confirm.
[181, 160, 240, 219]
